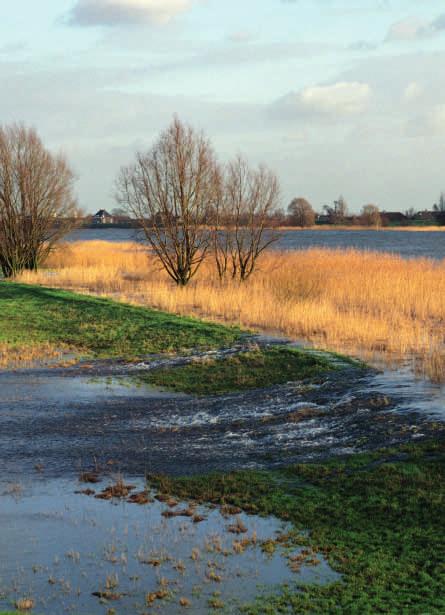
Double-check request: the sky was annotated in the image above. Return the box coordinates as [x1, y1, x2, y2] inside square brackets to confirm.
[1, 0, 445, 214]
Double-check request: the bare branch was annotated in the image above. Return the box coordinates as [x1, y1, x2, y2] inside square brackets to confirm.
[0, 124, 79, 278]
[116, 117, 219, 286]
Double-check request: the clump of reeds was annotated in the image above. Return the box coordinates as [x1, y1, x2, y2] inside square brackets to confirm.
[17, 240, 445, 382]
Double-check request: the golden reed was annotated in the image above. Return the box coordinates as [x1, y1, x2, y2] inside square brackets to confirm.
[18, 240, 445, 382]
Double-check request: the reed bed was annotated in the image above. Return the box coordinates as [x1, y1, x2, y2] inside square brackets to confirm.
[17, 240, 445, 381]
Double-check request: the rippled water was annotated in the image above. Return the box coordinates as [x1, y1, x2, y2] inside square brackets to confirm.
[1, 359, 443, 483]
[68, 228, 445, 260]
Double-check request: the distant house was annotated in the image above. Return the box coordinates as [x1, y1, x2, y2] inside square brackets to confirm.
[92, 210, 114, 225]
[316, 214, 331, 225]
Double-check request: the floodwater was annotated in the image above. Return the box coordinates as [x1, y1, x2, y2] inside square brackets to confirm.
[1, 357, 444, 482]
[1, 347, 444, 614]
[0, 478, 339, 614]
[68, 228, 445, 260]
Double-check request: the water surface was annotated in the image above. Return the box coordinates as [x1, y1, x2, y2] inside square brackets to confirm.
[68, 228, 445, 260]
[1, 478, 338, 614]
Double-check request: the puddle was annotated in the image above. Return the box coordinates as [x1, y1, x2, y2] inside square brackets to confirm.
[362, 368, 445, 420]
[0, 372, 184, 406]
[0, 479, 338, 614]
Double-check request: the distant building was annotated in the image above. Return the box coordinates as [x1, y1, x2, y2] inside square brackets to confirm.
[316, 214, 331, 225]
[92, 210, 114, 225]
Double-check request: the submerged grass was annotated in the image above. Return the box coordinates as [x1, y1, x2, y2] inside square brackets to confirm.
[149, 440, 445, 614]
[0, 282, 241, 364]
[138, 346, 350, 395]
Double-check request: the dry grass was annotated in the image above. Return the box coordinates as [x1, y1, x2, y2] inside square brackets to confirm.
[17, 240, 445, 381]
[0, 341, 69, 369]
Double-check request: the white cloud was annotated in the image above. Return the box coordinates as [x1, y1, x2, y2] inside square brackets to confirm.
[68, 0, 194, 27]
[275, 82, 372, 118]
[406, 104, 445, 138]
[403, 82, 423, 102]
[385, 14, 445, 43]
[385, 18, 427, 42]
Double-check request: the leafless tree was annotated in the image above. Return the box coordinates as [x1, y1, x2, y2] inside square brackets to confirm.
[214, 155, 281, 282]
[287, 197, 316, 227]
[433, 192, 445, 212]
[324, 195, 348, 224]
[115, 117, 220, 286]
[0, 124, 78, 278]
[361, 204, 381, 227]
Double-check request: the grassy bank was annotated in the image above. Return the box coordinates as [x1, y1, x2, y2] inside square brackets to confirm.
[149, 439, 445, 614]
[17, 241, 445, 382]
[0, 282, 241, 367]
[138, 346, 353, 395]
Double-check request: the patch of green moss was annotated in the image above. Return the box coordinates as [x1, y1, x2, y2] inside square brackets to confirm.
[137, 346, 348, 395]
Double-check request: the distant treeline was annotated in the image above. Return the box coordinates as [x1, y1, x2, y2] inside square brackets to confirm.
[77, 201, 445, 229]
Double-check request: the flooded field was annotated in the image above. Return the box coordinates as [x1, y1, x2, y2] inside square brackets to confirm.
[1, 344, 444, 614]
[0, 477, 339, 614]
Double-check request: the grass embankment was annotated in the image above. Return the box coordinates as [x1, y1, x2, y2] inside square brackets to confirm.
[0, 282, 241, 367]
[18, 241, 445, 382]
[150, 440, 445, 614]
[139, 347, 350, 395]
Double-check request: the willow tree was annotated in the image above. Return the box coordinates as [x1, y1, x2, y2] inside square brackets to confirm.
[0, 124, 78, 278]
[214, 155, 280, 281]
[115, 117, 220, 286]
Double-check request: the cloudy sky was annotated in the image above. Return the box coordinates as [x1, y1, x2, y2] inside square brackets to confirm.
[1, 0, 445, 213]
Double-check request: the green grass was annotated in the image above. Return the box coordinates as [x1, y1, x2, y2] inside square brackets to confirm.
[148, 439, 445, 614]
[137, 346, 347, 395]
[0, 282, 242, 359]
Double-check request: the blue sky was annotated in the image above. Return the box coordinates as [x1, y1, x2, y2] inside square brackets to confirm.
[1, 0, 445, 213]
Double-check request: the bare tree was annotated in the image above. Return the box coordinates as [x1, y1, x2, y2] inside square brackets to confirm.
[214, 155, 280, 282]
[116, 117, 220, 286]
[361, 204, 381, 227]
[324, 195, 348, 224]
[287, 197, 316, 227]
[433, 192, 445, 212]
[0, 124, 78, 278]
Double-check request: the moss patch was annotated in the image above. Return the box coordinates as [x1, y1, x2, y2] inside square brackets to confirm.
[148, 439, 445, 614]
[137, 346, 348, 395]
